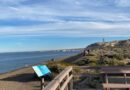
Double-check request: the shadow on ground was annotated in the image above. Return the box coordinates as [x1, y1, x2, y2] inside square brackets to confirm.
[1, 73, 40, 82]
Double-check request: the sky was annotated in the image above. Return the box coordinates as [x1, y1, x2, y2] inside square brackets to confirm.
[0, 0, 130, 52]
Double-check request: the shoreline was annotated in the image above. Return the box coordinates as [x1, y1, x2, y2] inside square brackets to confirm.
[0, 56, 71, 75]
[0, 53, 79, 75]
[0, 50, 81, 74]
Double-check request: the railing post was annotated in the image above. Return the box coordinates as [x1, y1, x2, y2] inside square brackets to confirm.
[68, 78, 73, 90]
[65, 85, 69, 90]
[124, 73, 127, 84]
[64, 73, 69, 90]
[68, 69, 73, 90]
[41, 78, 44, 90]
[105, 73, 108, 84]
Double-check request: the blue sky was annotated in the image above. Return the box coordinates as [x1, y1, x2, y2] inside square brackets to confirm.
[0, 0, 130, 52]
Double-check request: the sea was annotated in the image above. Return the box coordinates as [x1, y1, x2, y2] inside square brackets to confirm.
[0, 50, 81, 74]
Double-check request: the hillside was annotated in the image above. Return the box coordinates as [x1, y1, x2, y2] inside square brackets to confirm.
[73, 39, 130, 66]
[86, 39, 130, 50]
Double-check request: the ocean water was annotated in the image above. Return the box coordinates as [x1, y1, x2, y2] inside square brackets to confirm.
[0, 50, 81, 73]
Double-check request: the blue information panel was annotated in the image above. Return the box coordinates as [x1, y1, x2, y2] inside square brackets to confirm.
[32, 65, 51, 77]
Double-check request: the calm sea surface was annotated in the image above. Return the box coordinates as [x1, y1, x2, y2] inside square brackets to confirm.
[0, 50, 81, 73]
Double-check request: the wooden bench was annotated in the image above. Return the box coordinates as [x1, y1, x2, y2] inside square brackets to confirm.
[101, 66, 130, 90]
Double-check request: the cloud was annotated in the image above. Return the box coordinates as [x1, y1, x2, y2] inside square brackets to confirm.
[0, 0, 130, 37]
[115, 0, 130, 7]
[0, 21, 130, 37]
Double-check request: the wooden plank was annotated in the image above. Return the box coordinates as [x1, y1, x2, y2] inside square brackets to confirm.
[101, 69, 130, 74]
[102, 83, 130, 88]
[100, 67, 130, 74]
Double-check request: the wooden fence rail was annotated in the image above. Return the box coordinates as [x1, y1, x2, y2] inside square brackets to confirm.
[43, 66, 73, 90]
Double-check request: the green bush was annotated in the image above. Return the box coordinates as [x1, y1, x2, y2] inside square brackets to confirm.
[112, 53, 124, 60]
[86, 77, 101, 88]
[76, 60, 87, 66]
[124, 53, 130, 59]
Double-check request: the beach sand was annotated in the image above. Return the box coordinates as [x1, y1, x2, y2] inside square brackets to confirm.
[0, 67, 41, 90]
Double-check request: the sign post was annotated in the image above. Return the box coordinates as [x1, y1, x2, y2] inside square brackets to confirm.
[32, 65, 51, 90]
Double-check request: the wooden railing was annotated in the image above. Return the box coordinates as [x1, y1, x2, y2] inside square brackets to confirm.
[43, 66, 73, 90]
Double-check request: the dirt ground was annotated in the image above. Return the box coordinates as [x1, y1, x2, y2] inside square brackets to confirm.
[0, 67, 41, 90]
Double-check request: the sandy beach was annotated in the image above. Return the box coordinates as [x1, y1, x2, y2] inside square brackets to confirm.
[0, 67, 41, 90]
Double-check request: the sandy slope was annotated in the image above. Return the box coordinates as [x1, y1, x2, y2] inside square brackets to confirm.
[0, 67, 41, 90]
